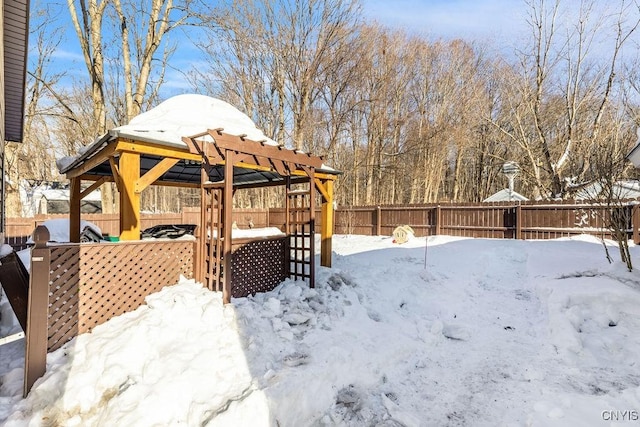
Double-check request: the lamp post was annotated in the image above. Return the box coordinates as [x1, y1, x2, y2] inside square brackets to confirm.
[502, 162, 520, 201]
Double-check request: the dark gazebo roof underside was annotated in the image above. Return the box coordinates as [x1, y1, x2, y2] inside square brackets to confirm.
[87, 154, 322, 188]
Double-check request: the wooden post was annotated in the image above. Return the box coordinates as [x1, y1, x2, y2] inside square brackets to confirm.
[516, 204, 523, 240]
[320, 179, 334, 268]
[196, 167, 208, 287]
[285, 176, 291, 279]
[24, 226, 50, 397]
[435, 205, 441, 235]
[222, 151, 234, 304]
[308, 169, 315, 288]
[118, 151, 141, 240]
[69, 177, 81, 243]
[375, 206, 382, 236]
[632, 204, 640, 245]
[192, 226, 201, 286]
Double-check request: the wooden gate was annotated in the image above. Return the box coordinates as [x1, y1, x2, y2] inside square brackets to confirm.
[286, 176, 315, 286]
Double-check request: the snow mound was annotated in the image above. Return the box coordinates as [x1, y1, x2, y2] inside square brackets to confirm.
[113, 94, 277, 148]
[25, 219, 102, 244]
[3, 235, 640, 426]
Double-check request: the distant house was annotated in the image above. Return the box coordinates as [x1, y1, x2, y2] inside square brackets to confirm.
[573, 180, 640, 200]
[483, 189, 529, 202]
[626, 132, 640, 167]
[1, 0, 31, 238]
[19, 182, 102, 215]
[39, 189, 102, 214]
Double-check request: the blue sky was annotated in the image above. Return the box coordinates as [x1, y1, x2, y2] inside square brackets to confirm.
[37, 0, 531, 99]
[360, 0, 527, 44]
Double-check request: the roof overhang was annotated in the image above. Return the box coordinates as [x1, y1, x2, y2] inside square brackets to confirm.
[4, 0, 30, 143]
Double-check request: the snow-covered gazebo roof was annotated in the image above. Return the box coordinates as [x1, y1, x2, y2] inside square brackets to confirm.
[58, 94, 337, 188]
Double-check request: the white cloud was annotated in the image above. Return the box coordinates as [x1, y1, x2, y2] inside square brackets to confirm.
[51, 48, 84, 62]
[361, 0, 527, 44]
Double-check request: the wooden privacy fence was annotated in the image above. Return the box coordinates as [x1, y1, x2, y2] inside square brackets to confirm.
[6, 202, 640, 249]
[323, 201, 640, 243]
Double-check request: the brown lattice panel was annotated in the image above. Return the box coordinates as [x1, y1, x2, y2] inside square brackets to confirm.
[230, 237, 287, 298]
[47, 240, 194, 351]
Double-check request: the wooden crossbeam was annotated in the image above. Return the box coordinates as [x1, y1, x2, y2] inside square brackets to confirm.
[80, 176, 108, 200]
[314, 178, 331, 202]
[66, 142, 118, 179]
[116, 139, 201, 162]
[109, 157, 123, 192]
[135, 157, 180, 193]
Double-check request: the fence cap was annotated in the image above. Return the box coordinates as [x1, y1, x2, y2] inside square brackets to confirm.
[33, 226, 50, 247]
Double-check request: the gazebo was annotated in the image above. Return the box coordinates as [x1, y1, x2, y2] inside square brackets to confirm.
[58, 94, 338, 303]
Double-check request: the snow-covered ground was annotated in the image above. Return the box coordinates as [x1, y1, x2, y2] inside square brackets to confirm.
[1, 234, 640, 426]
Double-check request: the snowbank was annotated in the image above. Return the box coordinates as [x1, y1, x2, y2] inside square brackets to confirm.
[2, 234, 640, 426]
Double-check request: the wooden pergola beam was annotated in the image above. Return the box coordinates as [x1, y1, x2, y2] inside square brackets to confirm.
[79, 157, 336, 188]
[78, 173, 203, 189]
[314, 178, 331, 202]
[76, 174, 115, 184]
[208, 130, 324, 169]
[184, 130, 325, 171]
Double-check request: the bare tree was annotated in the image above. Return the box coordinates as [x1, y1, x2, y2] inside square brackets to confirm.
[4, 1, 68, 216]
[193, 0, 360, 149]
[492, 0, 640, 199]
[65, 0, 195, 212]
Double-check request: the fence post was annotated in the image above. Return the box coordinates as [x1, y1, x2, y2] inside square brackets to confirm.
[375, 206, 381, 236]
[633, 204, 640, 245]
[23, 226, 51, 397]
[434, 205, 441, 235]
[266, 207, 270, 230]
[516, 204, 522, 240]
